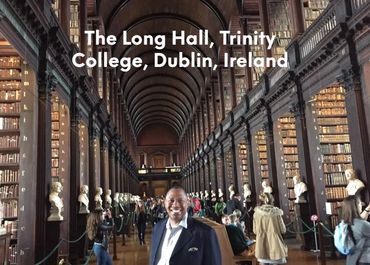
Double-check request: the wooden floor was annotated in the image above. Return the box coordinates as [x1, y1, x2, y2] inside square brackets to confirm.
[90, 227, 346, 265]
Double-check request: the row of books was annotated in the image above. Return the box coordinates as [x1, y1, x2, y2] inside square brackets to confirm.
[320, 125, 348, 134]
[325, 173, 348, 185]
[0, 81, 20, 90]
[320, 143, 351, 154]
[0, 136, 19, 148]
[323, 163, 352, 173]
[0, 57, 21, 68]
[317, 117, 348, 125]
[1, 200, 18, 217]
[322, 154, 352, 163]
[0, 91, 21, 101]
[0, 170, 19, 183]
[325, 187, 347, 199]
[319, 134, 350, 142]
[0, 69, 20, 79]
[0, 118, 19, 130]
[0, 103, 20, 113]
[0, 153, 19, 164]
[0, 184, 18, 198]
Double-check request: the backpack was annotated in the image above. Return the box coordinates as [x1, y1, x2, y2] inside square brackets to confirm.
[334, 221, 356, 255]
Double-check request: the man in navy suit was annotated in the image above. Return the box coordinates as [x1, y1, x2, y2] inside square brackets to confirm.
[149, 185, 221, 265]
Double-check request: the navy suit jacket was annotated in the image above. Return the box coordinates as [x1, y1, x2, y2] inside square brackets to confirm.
[149, 217, 221, 265]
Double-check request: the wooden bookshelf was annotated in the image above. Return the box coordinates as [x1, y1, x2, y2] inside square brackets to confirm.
[247, 22, 265, 87]
[311, 86, 352, 227]
[51, 0, 61, 18]
[70, 0, 80, 48]
[232, 47, 247, 105]
[303, 0, 330, 29]
[216, 156, 223, 197]
[51, 95, 60, 181]
[266, 0, 292, 59]
[207, 91, 214, 130]
[255, 129, 269, 181]
[238, 142, 249, 185]
[222, 69, 232, 113]
[277, 115, 300, 220]
[0, 56, 21, 264]
[224, 150, 233, 190]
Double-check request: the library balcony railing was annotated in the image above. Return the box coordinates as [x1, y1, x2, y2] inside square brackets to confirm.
[137, 166, 182, 180]
[298, 0, 369, 61]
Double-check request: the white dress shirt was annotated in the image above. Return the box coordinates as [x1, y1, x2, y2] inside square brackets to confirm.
[155, 213, 188, 265]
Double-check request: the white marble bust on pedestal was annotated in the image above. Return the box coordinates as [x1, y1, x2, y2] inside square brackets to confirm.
[228, 184, 235, 200]
[262, 179, 273, 194]
[293, 176, 308, 203]
[243, 183, 252, 201]
[105, 189, 112, 209]
[345, 169, 365, 196]
[218, 188, 224, 199]
[94, 187, 103, 210]
[48, 182, 64, 221]
[78, 185, 89, 214]
[204, 190, 210, 200]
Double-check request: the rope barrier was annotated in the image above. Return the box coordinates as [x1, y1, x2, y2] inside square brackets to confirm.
[34, 231, 87, 265]
[319, 222, 335, 237]
[286, 223, 317, 234]
[298, 217, 316, 231]
[82, 250, 94, 265]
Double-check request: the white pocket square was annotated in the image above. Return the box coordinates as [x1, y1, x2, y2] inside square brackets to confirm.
[188, 247, 198, 252]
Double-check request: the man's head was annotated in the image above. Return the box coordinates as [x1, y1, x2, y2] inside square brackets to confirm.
[221, 214, 230, 225]
[165, 185, 189, 225]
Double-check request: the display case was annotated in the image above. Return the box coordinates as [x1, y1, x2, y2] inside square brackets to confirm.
[267, 0, 292, 59]
[303, 0, 330, 29]
[310, 85, 353, 227]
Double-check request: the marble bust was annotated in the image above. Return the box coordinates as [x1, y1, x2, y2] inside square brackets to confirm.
[105, 189, 112, 208]
[345, 169, 365, 196]
[293, 176, 308, 203]
[94, 187, 103, 210]
[243, 183, 252, 201]
[262, 179, 273, 194]
[204, 190, 210, 200]
[228, 184, 235, 200]
[48, 181, 64, 221]
[218, 188, 224, 199]
[78, 185, 89, 214]
[114, 192, 120, 205]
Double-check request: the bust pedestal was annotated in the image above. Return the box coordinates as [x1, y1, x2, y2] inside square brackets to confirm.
[294, 203, 314, 250]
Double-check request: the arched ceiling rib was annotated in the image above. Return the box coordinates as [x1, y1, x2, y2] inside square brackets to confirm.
[99, 0, 240, 140]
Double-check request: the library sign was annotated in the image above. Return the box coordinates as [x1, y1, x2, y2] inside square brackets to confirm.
[71, 30, 289, 72]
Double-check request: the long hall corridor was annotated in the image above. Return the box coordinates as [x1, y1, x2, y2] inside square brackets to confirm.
[92, 226, 346, 265]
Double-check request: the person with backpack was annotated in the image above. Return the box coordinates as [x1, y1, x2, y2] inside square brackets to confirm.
[335, 196, 370, 265]
[87, 210, 113, 265]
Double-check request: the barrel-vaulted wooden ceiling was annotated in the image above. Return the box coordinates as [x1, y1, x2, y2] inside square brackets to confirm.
[97, 0, 259, 140]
